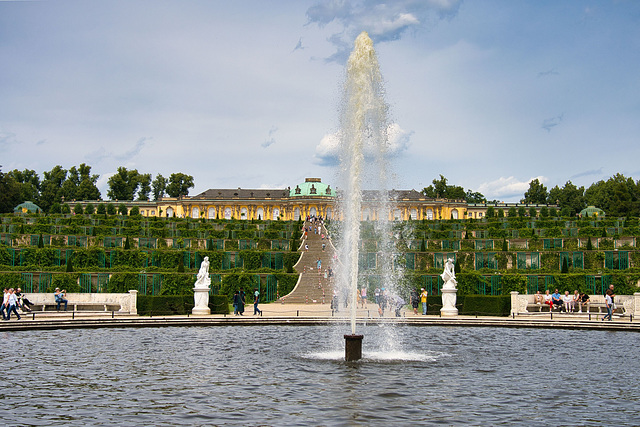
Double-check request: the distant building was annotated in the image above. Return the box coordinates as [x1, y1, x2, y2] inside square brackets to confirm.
[13, 201, 42, 214]
[74, 178, 556, 220]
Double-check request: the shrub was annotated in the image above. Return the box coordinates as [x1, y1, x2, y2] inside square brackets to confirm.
[137, 295, 229, 315]
[97, 204, 106, 215]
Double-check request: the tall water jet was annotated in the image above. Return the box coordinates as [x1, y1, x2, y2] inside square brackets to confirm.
[337, 31, 394, 360]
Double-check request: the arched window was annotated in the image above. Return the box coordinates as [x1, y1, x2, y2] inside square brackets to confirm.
[208, 207, 216, 219]
[394, 209, 402, 221]
[256, 208, 264, 220]
[426, 209, 433, 220]
[272, 208, 280, 220]
[191, 207, 199, 218]
[410, 208, 418, 220]
[166, 207, 174, 217]
[310, 207, 317, 217]
[294, 207, 300, 221]
[224, 207, 232, 220]
[363, 208, 371, 220]
[451, 209, 459, 219]
[240, 207, 248, 220]
[326, 207, 332, 220]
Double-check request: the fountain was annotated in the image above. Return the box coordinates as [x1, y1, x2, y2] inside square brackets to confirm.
[336, 31, 396, 361]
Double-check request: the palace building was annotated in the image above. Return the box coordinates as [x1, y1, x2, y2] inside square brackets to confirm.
[75, 178, 554, 220]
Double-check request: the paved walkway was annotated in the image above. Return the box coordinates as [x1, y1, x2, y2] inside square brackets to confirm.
[2, 302, 638, 332]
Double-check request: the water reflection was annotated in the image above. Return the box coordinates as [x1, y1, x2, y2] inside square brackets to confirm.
[4, 325, 640, 426]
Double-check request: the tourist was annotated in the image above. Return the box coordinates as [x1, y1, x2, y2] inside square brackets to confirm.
[54, 288, 68, 311]
[5, 288, 21, 320]
[533, 291, 544, 304]
[322, 243, 326, 251]
[239, 288, 246, 315]
[304, 244, 309, 251]
[420, 288, 428, 315]
[602, 291, 613, 321]
[1, 288, 8, 320]
[606, 284, 615, 305]
[253, 288, 262, 316]
[410, 288, 419, 315]
[374, 288, 380, 305]
[562, 291, 573, 312]
[233, 291, 240, 315]
[572, 290, 580, 310]
[543, 290, 553, 311]
[15, 288, 32, 312]
[360, 286, 367, 308]
[394, 294, 405, 317]
[317, 258, 322, 270]
[577, 292, 590, 313]
[551, 289, 563, 311]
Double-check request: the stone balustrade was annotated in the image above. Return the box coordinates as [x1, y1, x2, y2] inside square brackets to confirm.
[510, 291, 640, 317]
[24, 290, 138, 314]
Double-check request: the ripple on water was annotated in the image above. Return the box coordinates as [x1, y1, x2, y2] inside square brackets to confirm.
[3, 325, 640, 426]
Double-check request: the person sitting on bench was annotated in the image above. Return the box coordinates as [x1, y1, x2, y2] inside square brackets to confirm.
[577, 293, 590, 313]
[54, 288, 68, 311]
[551, 289, 563, 311]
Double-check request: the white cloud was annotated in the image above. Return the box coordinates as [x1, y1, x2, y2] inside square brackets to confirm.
[477, 176, 547, 201]
[313, 123, 411, 166]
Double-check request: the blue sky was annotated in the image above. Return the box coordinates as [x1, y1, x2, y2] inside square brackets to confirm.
[1, 0, 638, 201]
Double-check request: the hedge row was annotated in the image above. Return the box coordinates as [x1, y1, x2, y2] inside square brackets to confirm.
[137, 295, 230, 316]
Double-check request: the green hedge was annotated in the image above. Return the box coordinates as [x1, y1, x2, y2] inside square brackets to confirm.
[425, 295, 511, 316]
[137, 295, 229, 316]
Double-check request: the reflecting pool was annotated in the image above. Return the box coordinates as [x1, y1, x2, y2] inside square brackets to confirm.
[4, 325, 639, 426]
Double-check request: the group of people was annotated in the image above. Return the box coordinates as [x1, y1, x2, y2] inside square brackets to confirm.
[534, 284, 616, 321]
[410, 288, 430, 315]
[233, 288, 262, 316]
[2, 287, 32, 320]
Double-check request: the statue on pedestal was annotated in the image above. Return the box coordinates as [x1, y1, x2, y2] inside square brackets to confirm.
[440, 258, 459, 316]
[193, 256, 211, 315]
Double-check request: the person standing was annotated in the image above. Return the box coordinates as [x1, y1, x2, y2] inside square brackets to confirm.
[233, 291, 240, 315]
[5, 289, 21, 320]
[253, 288, 262, 316]
[360, 286, 367, 308]
[602, 292, 613, 321]
[420, 288, 428, 315]
[410, 288, 419, 315]
[1, 288, 9, 321]
[239, 288, 246, 315]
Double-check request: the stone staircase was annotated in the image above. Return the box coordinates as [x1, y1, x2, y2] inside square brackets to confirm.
[279, 220, 334, 304]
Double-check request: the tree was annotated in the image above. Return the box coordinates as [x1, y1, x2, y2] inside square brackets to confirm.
[75, 163, 101, 200]
[521, 178, 548, 204]
[8, 169, 40, 204]
[547, 181, 585, 217]
[129, 206, 140, 216]
[96, 204, 106, 215]
[39, 165, 68, 212]
[529, 207, 537, 218]
[166, 173, 194, 198]
[0, 167, 21, 213]
[152, 174, 168, 200]
[74, 203, 84, 215]
[486, 206, 495, 218]
[61, 204, 71, 214]
[507, 207, 517, 217]
[118, 203, 128, 216]
[106, 203, 116, 215]
[422, 175, 465, 200]
[137, 173, 152, 201]
[107, 167, 140, 201]
[465, 190, 486, 203]
[518, 207, 526, 217]
[584, 174, 640, 217]
[85, 203, 95, 214]
[561, 257, 569, 273]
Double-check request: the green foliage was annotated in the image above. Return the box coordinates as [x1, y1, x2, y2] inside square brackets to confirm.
[460, 295, 511, 316]
[522, 178, 548, 204]
[85, 203, 95, 214]
[106, 203, 116, 215]
[159, 273, 195, 295]
[74, 203, 84, 215]
[50, 273, 80, 292]
[137, 295, 229, 315]
[97, 204, 106, 215]
[65, 256, 74, 272]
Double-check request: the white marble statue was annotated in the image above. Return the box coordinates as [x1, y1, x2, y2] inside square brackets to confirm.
[440, 258, 457, 289]
[194, 256, 211, 289]
[440, 258, 458, 316]
[192, 256, 211, 315]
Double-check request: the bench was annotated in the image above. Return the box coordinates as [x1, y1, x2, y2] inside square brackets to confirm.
[513, 293, 637, 317]
[23, 291, 138, 314]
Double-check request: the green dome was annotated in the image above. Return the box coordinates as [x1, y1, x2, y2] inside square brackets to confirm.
[580, 206, 605, 218]
[290, 178, 335, 197]
[14, 201, 42, 213]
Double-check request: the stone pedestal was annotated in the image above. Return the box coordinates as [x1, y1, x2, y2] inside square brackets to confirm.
[344, 334, 363, 361]
[440, 287, 458, 317]
[192, 287, 211, 315]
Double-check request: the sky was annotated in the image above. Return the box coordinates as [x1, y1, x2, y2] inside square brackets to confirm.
[1, 0, 639, 202]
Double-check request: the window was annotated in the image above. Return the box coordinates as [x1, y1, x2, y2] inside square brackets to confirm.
[326, 207, 333, 219]
[410, 208, 418, 220]
[272, 208, 280, 220]
[166, 207, 174, 217]
[426, 209, 433, 220]
[240, 208, 247, 220]
[191, 207, 199, 218]
[310, 207, 317, 217]
[451, 209, 458, 219]
[363, 208, 371, 220]
[294, 207, 300, 220]
[224, 207, 232, 220]
[256, 208, 264, 220]
[208, 207, 216, 219]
